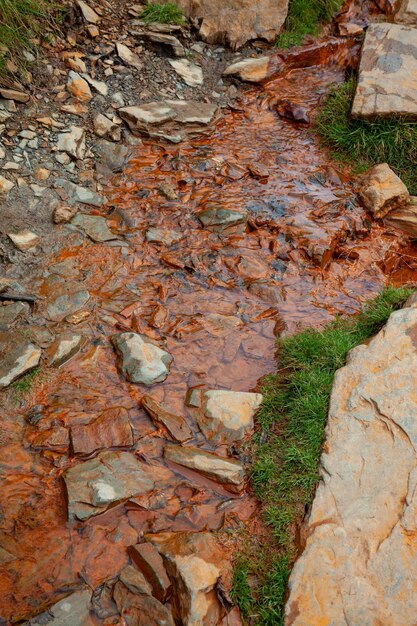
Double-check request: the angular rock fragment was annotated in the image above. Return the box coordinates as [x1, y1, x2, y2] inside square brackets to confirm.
[168, 59, 203, 86]
[64, 450, 155, 520]
[357, 163, 409, 218]
[7, 230, 39, 251]
[70, 407, 134, 456]
[116, 42, 143, 70]
[47, 290, 90, 322]
[128, 543, 172, 602]
[24, 589, 94, 625]
[67, 71, 92, 101]
[190, 389, 263, 444]
[285, 300, 417, 624]
[71, 214, 116, 242]
[81, 73, 108, 96]
[53, 205, 78, 224]
[276, 99, 310, 124]
[0, 301, 29, 329]
[164, 445, 245, 492]
[32, 426, 69, 452]
[111, 332, 173, 385]
[119, 565, 153, 596]
[54, 178, 105, 206]
[47, 331, 84, 367]
[352, 23, 417, 119]
[0, 88, 29, 103]
[145, 532, 227, 625]
[140, 31, 185, 57]
[142, 395, 192, 442]
[119, 100, 219, 143]
[0, 334, 41, 388]
[223, 56, 271, 82]
[93, 113, 121, 141]
[76, 0, 100, 23]
[197, 204, 248, 233]
[385, 196, 417, 237]
[145, 227, 182, 246]
[57, 126, 86, 160]
[0, 174, 14, 193]
[113, 580, 175, 626]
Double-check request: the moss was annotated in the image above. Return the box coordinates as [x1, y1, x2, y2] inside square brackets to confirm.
[232, 286, 413, 624]
[315, 78, 417, 194]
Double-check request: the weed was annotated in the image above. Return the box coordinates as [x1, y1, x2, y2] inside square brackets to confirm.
[315, 78, 417, 194]
[9, 367, 40, 397]
[275, 0, 343, 48]
[232, 286, 412, 624]
[140, 2, 184, 25]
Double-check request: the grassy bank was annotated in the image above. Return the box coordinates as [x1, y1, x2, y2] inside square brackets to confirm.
[232, 286, 412, 625]
[315, 78, 417, 194]
[275, 0, 343, 48]
[0, 0, 60, 75]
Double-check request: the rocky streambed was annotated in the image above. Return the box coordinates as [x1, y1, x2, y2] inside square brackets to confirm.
[1, 1, 417, 624]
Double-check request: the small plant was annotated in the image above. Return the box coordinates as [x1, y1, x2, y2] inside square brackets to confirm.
[232, 286, 413, 624]
[275, 0, 343, 48]
[315, 78, 417, 194]
[9, 367, 40, 398]
[140, 2, 184, 25]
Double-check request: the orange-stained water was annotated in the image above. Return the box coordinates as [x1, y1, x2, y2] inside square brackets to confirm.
[1, 53, 416, 623]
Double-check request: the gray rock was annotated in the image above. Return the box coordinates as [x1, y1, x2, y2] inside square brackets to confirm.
[352, 23, 417, 119]
[93, 113, 121, 141]
[164, 444, 245, 492]
[111, 332, 173, 385]
[119, 100, 219, 143]
[145, 227, 183, 246]
[24, 589, 94, 625]
[168, 59, 203, 87]
[140, 31, 185, 57]
[47, 290, 90, 322]
[197, 204, 248, 232]
[63, 450, 156, 520]
[54, 178, 105, 207]
[57, 126, 86, 160]
[0, 301, 30, 328]
[0, 334, 41, 388]
[71, 214, 116, 242]
[47, 332, 84, 367]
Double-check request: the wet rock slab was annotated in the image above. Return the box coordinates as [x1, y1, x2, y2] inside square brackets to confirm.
[64, 450, 155, 520]
[119, 100, 220, 143]
[285, 300, 417, 624]
[352, 23, 417, 118]
[128, 542, 172, 602]
[70, 407, 134, 456]
[71, 214, 116, 242]
[111, 332, 173, 385]
[47, 332, 84, 367]
[191, 389, 263, 444]
[197, 205, 248, 233]
[164, 444, 245, 492]
[0, 334, 41, 388]
[142, 395, 192, 442]
[47, 290, 90, 322]
[24, 589, 94, 625]
[146, 532, 227, 625]
[386, 196, 417, 236]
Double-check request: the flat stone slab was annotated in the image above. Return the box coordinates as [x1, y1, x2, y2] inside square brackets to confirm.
[63, 450, 155, 520]
[47, 290, 90, 322]
[71, 214, 116, 242]
[119, 100, 220, 143]
[70, 407, 134, 456]
[24, 589, 94, 625]
[142, 395, 193, 442]
[285, 300, 417, 624]
[352, 23, 417, 118]
[47, 332, 84, 367]
[164, 444, 245, 492]
[0, 334, 41, 389]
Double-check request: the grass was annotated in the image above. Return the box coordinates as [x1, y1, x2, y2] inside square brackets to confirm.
[0, 0, 61, 75]
[315, 78, 417, 194]
[9, 367, 41, 400]
[275, 0, 343, 48]
[232, 285, 413, 624]
[140, 2, 184, 25]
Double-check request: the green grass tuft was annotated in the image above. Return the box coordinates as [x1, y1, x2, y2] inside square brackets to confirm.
[140, 2, 184, 25]
[232, 286, 413, 624]
[315, 78, 417, 194]
[0, 0, 61, 74]
[9, 367, 40, 397]
[275, 0, 343, 48]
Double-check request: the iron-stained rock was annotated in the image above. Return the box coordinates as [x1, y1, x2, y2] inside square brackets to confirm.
[128, 542, 172, 602]
[357, 163, 409, 218]
[0, 334, 41, 389]
[142, 395, 192, 442]
[111, 332, 173, 385]
[70, 407, 134, 456]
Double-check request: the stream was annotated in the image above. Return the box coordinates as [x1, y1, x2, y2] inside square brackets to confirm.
[0, 35, 415, 625]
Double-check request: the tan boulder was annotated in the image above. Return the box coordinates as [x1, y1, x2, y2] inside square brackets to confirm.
[385, 196, 417, 236]
[357, 163, 409, 218]
[285, 299, 417, 625]
[165, 0, 289, 49]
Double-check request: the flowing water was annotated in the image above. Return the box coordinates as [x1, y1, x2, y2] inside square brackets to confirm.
[0, 40, 415, 624]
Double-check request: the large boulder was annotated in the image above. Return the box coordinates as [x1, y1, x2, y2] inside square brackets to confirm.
[352, 23, 417, 118]
[165, 0, 289, 49]
[285, 299, 417, 624]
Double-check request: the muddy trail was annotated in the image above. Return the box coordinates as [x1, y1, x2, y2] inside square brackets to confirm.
[1, 37, 416, 625]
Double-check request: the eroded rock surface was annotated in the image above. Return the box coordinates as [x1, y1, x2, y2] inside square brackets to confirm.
[352, 23, 417, 118]
[64, 451, 155, 520]
[285, 301, 417, 625]
[386, 196, 417, 236]
[0, 334, 41, 388]
[167, 0, 289, 49]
